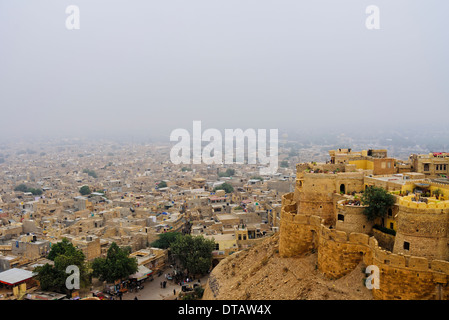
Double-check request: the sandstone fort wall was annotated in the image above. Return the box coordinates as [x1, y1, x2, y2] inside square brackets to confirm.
[280, 192, 449, 300]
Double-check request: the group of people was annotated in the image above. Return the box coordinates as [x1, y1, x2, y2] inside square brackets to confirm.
[177, 276, 200, 286]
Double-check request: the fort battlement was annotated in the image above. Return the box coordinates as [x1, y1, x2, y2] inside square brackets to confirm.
[279, 192, 449, 300]
[398, 197, 449, 210]
[296, 163, 347, 173]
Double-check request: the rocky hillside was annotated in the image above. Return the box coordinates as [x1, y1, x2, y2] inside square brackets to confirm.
[203, 234, 373, 300]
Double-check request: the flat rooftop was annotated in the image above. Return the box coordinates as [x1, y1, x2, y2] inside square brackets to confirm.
[204, 234, 235, 241]
[0, 268, 34, 285]
[216, 214, 238, 221]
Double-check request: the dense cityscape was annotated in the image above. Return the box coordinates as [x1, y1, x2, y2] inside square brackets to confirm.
[1, 0, 448, 309]
[1, 137, 449, 300]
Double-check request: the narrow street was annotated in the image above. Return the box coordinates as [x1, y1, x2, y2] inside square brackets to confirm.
[121, 267, 210, 300]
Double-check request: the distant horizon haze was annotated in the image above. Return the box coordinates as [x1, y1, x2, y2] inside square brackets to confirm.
[0, 1, 448, 142]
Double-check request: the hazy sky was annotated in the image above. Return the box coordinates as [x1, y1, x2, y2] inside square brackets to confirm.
[0, 0, 448, 142]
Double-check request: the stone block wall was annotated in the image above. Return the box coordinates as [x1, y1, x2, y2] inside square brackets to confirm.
[393, 201, 449, 260]
[279, 192, 449, 300]
[335, 202, 373, 234]
[372, 228, 395, 252]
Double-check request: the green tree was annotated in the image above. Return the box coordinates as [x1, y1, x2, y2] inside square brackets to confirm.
[79, 185, 91, 195]
[151, 232, 182, 249]
[14, 184, 29, 192]
[47, 238, 77, 261]
[14, 184, 43, 195]
[33, 263, 66, 292]
[213, 182, 234, 194]
[91, 243, 138, 283]
[218, 168, 235, 177]
[29, 188, 43, 196]
[280, 160, 289, 168]
[361, 186, 396, 221]
[83, 169, 98, 178]
[53, 248, 90, 289]
[34, 238, 90, 293]
[171, 235, 215, 276]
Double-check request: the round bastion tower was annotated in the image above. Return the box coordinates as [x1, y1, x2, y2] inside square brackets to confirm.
[393, 196, 449, 260]
[294, 163, 365, 225]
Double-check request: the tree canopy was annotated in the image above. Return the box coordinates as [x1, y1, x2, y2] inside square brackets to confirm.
[13, 184, 42, 195]
[151, 232, 182, 249]
[91, 242, 138, 283]
[47, 238, 78, 261]
[79, 185, 91, 195]
[218, 168, 235, 177]
[14, 184, 29, 192]
[83, 169, 98, 178]
[33, 263, 66, 292]
[213, 182, 234, 194]
[34, 238, 89, 293]
[29, 188, 43, 195]
[361, 186, 396, 221]
[170, 235, 215, 276]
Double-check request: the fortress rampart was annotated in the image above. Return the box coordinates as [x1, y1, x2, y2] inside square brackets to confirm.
[393, 198, 449, 260]
[294, 171, 365, 225]
[280, 192, 449, 300]
[335, 202, 374, 234]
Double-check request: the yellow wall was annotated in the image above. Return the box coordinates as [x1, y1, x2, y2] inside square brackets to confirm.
[399, 184, 449, 200]
[401, 184, 415, 194]
[430, 186, 449, 200]
[349, 159, 374, 170]
[385, 217, 396, 231]
[218, 239, 237, 250]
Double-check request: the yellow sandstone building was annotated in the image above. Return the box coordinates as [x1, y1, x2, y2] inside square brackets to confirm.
[280, 149, 449, 300]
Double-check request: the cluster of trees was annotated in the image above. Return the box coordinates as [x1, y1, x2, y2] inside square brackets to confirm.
[13, 184, 43, 195]
[33, 233, 214, 297]
[280, 160, 289, 168]
[151, 232, 181, 249]
[34, 238, 90, 293]
[34, 239, 138, 295]
[79, 185, 91, 195]
[151, 233, 215, 276]
[91, 243, 138, 283]
[213, 182, 234, 194]
[218, 168, 235, 177]
[171, 235, 215, 276]
[82, 169, 98, 178]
